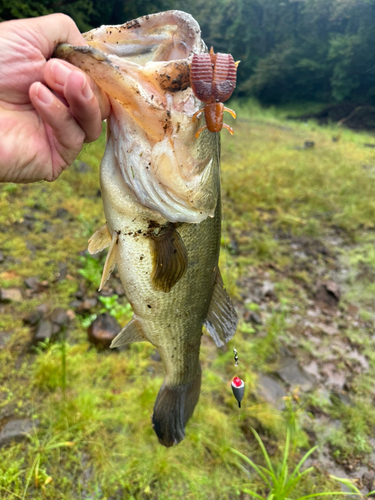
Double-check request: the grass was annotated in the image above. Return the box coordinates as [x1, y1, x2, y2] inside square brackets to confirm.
[1, 99, 375, 497]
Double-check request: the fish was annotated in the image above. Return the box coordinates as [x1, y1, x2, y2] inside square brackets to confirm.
[54, 10, 238, 447]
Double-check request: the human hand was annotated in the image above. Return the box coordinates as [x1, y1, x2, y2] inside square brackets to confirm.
[0, 14, 111, 183]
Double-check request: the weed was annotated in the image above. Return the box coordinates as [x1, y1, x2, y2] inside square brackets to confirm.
[232, 428, 349, 499]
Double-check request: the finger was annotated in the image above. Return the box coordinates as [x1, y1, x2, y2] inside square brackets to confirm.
[64, 71, 102, 143]
[29, 81, 85, 164]
[44, 59, 111, 120]
[26, 14, 87, 58]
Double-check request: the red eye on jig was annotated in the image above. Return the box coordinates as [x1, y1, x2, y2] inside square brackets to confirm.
[190, 47, 239, 138]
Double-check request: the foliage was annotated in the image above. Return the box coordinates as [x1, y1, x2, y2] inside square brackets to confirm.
[2, 0, 375, 104]
[3, 102, 375, 496]
[231, 429, 346, 499]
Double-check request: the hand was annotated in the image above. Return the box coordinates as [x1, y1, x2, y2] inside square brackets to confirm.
[0, 14, 111, 183]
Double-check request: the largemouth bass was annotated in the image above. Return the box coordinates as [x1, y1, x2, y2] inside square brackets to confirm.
[55, 10, 237, 447]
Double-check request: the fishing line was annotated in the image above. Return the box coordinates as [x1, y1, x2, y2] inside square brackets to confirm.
[216, 132, 245, 412]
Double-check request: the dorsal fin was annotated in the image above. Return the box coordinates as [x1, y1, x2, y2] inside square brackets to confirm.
[151, 225, 188, 293]
[88, 224, 112, 254]
[110, 316, 145, 348]
[99, 231, 119, 291]
[204, 269, 238, 347]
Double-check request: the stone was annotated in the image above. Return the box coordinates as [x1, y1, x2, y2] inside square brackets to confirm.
[87, 313, 121, 349]
[245, 311, 262, 325]
[304, 360, 321, 382]
[276, 355, 316, 391]
[0, 331, 13, 349]
[76, 298, 98, 313]
[315, 281, 340, 308]
[321, 362, 346, 390]
[362, 471, 375, 492]
[257, 374, 286, 409]
[36, 303, 49, 315]
[0, 251, 4, 263]
[33, 320, 53, 345]
[23, 309, 43, 326]
[49, 308, 69, 326]
[69, 299, 83, 309]
[0, 288, 22, 303]
[0, 418, 38, 447]
[56, 262, 68, 282]
[55, 208, 71, 219]
[24, 276, 39, 290]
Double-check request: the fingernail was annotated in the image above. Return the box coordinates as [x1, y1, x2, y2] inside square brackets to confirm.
[81, 78, 93, 100]
[51, 60, 71, 86]
[36, 83, 54, 104]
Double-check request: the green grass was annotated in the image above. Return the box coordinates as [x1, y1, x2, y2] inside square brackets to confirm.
[2, 100, 375, 497]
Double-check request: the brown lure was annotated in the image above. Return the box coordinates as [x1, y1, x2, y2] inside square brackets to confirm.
[190, 47, 238, 138]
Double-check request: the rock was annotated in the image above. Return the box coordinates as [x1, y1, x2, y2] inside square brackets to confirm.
[0, 251, 4, 263]
[76, 298, 98, 313]
[36, 303, 49, 315]
[333, 390, 353, 406]
[262, 281, 276, 299]
[245, 311, 262, 325]
[70, 299, 83, 309]
[276, 355, 316, 391]
[0, 418, 38, 447]
[315, 281, 340, 308]
[304, 360, 322, 382]
[316, 322, 339, 336]
[321, 362, 346, 390]
[362, 471, 375, 491]
[24, 276, 39, 290]
[23, 309, 43, 326]
[87, 313, 121, 349]
[49, 308, 69, 326]
[55, 208, 71, 219]
[33, 320, 53, 345]
[56, 262, 68, 282]
[0, 288, 22, 303]
[0, 331, 13, 349]
[257, 374, 286, 409]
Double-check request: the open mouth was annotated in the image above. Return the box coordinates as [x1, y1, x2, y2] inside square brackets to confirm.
[81, 11, 203, 65]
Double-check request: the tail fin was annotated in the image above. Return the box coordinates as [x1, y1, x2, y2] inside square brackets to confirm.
[152, 368, 201, 447]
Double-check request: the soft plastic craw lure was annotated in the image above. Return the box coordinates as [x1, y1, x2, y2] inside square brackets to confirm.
[190, 47, 238, 137]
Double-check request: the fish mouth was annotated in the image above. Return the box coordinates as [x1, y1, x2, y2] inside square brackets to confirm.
[54, 11, 218, 224]
[82, 10, 203, 65]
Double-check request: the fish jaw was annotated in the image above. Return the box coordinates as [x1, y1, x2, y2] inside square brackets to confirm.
[83, 11, 203, 64]
[54, 11, 220, 223]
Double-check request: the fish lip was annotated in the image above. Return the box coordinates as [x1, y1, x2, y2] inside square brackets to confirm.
[81, 10, 204, 65]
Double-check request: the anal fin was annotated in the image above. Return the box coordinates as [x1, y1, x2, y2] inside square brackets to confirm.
[110, 316, 145, 348]
[204, 269, 238, 347]
[99, 231, 119, 291]
[151, 225, 188, 293]
[88, 224, 111, 254]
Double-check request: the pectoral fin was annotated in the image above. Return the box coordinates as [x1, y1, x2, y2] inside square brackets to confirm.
[88, 224, 112, 254]
[110, 316, 145, 348]
[204, 269, 238, 347]
[151, 225, 188, 293]
[99, 231, 119, 291]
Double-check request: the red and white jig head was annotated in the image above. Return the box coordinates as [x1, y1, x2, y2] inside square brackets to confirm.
[231, 376, 245, 408]
[190, 47, 238, 138]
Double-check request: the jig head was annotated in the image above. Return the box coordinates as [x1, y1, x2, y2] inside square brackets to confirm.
[190, 47, 238, 138]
